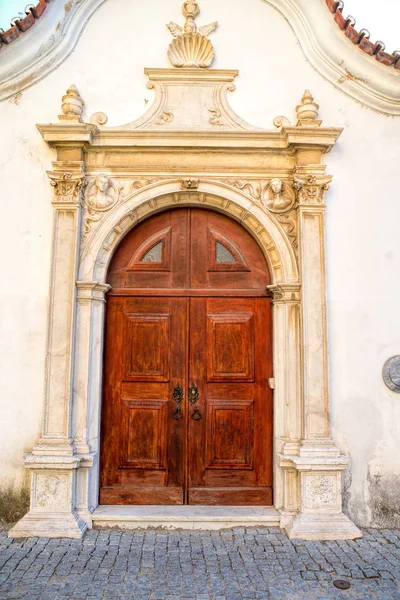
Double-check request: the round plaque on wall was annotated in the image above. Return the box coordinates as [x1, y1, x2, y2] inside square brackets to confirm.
[382, 356, 400, 393]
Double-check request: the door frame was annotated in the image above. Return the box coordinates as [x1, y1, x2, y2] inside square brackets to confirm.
[100, 207, 275, 505]
[10, 67, 361, 541]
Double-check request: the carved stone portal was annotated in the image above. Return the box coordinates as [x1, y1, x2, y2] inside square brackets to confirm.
[9, 6, 361, 541]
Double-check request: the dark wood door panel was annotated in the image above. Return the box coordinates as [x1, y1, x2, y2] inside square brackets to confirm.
[188, 296, 273, 505]
[120, 398, 168, 470]
[101, 487, 183, 505]
[207, 313, 255, 382]
[206, 399, 254, 470]
[100, 296, 187, 505]
[122, 312, 170, 382]
[190, 209, 271, 289]
[107, 209, 190, 289]
[189, 488, 273, 506]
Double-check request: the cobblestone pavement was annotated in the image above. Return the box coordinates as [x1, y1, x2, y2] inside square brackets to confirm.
[0, 527, 400, 600]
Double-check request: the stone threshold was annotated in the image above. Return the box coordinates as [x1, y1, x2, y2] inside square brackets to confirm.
[92, 505, 281, 530]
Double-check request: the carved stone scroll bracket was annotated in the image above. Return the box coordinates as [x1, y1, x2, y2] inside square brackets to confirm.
[90, 112, 108, 127]
[273, 116, 292, 129]
[293, 174, 332, 206]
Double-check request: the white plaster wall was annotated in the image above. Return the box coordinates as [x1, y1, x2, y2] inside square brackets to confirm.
[0, 0, 399, 526]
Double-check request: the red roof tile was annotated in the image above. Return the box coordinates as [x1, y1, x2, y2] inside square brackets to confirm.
[0, 0, 51, 47]
[326, 0, 400, 69]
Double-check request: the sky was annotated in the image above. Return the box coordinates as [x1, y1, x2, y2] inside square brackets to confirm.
[0, 0, 399, 53]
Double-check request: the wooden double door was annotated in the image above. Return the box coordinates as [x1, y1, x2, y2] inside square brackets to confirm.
[100, 208, 273, 505]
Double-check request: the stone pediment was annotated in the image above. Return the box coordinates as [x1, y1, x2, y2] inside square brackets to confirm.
[107, 68, 261, 132]
[37, 72, 341, 154]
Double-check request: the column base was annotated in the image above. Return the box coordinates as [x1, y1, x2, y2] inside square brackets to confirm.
[284, 511, 362, 541]
[8, 510, 87, 539]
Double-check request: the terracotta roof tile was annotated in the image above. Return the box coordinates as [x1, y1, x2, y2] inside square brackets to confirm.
[326, 0, 400, 69]
[13, 12, 36, 32]
[0, 0, 50, 47]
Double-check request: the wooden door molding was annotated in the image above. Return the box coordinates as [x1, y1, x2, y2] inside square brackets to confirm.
[13, 65, 362, 541]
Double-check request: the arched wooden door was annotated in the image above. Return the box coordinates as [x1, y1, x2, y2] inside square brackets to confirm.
[100, 208, 273, 505]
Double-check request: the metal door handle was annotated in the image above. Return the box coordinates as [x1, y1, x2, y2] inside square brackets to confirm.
[188, 382, 199, 405]
[172, 383, 184, 420]
[191, 407, 202, 421]
[189, 383, 201, 420]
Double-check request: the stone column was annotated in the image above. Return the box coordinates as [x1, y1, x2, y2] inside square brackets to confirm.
[281, 172, 361, 540]
[73, 281, 110, 524]
[267, 284, 302, 515]
[296, 173, 336, 456]
[9, 161, 88, 539]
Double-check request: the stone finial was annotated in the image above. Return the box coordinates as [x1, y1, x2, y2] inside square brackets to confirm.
[296, 90, 321, 127]
[166, 1, 218, 68]
[59, 85, 84, 122]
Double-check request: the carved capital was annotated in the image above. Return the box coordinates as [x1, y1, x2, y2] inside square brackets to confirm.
[47, 162, 86, 205]
[267, 284, 301, 304]
[293, 175, 331, 206]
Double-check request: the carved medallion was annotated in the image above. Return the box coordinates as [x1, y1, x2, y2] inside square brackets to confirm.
[382, 356, 400, 393]
[82, 175, 120, 237]
[262, 179, 295, 213]
[86, 175, 119, 212]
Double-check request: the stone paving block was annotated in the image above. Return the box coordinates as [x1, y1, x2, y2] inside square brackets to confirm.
[1, 527, 400, 599]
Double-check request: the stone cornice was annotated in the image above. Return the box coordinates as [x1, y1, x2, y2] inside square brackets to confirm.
[1, 0, 399, 115]
[37, 123, 342, 152]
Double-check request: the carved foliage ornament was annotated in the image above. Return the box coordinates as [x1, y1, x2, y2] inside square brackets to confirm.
[47, 171, 86, 202]
[293, 175, 330, 205]
[167, 1, 218, 68]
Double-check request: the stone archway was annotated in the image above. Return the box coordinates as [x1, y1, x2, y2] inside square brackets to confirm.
[10, 65, 361, 541]
[75, 186, 299, 516]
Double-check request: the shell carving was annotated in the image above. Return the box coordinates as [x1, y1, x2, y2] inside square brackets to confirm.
[168, 33, 214, 68]
[166, 1, 218, 69]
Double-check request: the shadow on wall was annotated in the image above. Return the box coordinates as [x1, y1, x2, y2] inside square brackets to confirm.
[0, 484, 30, 525]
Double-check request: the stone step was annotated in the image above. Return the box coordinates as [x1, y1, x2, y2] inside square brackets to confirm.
[92, 505, 281, 530]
